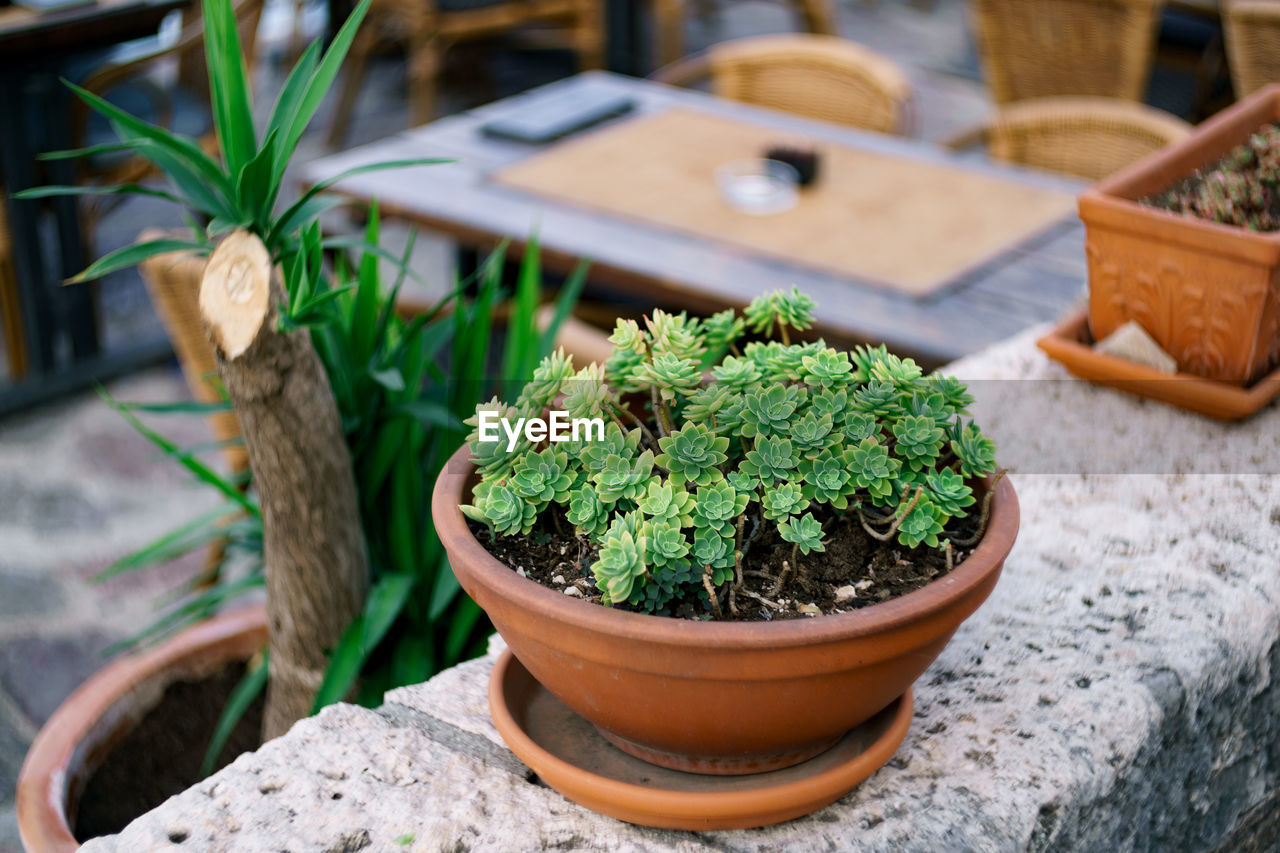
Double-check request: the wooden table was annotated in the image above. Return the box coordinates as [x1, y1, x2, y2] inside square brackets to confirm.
[0, 0, 185, 411]
[302, 72, 1089, 368]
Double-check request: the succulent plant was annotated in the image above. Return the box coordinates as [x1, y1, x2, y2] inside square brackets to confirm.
[461, 288, 1000, 618]
[1149, 121, 1280, 232]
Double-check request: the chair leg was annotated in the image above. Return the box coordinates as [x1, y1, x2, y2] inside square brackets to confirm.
[407, 35, 443, 127]
[573, 0, 605, 70]
[798, 0, 837, 35]
[655, 0, 686, 66]
[326, 28, 376, 148]
[0, 232, 26, 382]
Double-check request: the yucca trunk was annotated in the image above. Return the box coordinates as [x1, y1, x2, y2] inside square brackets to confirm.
[200, 230, 368, 739]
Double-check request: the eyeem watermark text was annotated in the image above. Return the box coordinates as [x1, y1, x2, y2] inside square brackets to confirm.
[478, 411, 605, 451]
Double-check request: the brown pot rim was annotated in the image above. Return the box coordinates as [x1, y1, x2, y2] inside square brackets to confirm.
[16, 605, 268, 853]
[1080, 83, 1280, 257]
[1094, 82, 1280, 201]
[432, 445, 1019, 649]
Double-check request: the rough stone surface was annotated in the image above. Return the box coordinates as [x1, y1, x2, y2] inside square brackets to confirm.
[79, 327, 1280, 852]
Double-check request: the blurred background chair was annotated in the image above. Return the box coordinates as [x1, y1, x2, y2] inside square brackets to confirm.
[327, 0, 604, 147]
[137, 231, 251, 478]
[652, 33, 914, 135]
[1223, 0, 1280, 96]
[944, 96, 1192, 181]
[652, 0, 837, 66]
[968, 0, 1163, 104]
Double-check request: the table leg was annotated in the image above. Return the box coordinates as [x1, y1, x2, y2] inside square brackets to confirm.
[0, 189, 27, 381]
[40, 75, 99, 361]
[0, 71, 57, 375]
[605, 0, 648, 77]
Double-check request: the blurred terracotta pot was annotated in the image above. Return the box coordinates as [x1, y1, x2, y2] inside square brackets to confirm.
[16, 606, 267, 852]
[1080, 83, 1280, 386]
[432, 447, 1019, 776]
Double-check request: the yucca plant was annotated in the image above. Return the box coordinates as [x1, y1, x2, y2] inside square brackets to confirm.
[19, 0, 430, 282]
[22, 0, 587, 772]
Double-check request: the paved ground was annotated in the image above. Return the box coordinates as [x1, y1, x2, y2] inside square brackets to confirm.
[0, 0, 1217, 848]
[0, 369, 221, 852]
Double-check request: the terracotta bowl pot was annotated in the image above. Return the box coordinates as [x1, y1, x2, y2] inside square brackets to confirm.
[16, 606, 268, 852]
[432, 447, 1019, 775]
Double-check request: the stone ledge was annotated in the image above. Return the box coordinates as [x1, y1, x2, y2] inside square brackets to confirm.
[81, 328, 1280, 852]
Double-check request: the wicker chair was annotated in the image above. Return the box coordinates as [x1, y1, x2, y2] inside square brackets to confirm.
[137, 232, 251, 478]
[968, 0, 1164, 104]
[327, 0, 604, 147]
[652, 0, 837, 67]
[652, 34, 914, 135]
[945, 97, 1192, 182]
[1224, 0, 1280, 96]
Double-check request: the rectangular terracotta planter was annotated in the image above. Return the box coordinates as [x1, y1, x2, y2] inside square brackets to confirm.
[1079, 84, 1280, 385]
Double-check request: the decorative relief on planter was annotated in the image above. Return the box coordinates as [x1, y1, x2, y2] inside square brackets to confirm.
[1087, 236, 1277, 384]
[1080, 84, 1280, 387]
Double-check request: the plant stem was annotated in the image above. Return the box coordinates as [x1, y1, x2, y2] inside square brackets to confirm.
[702, 567, 724, 619]
[858, 486, 923, 542]
[610, 402, 657, 446]
[767, 559, 792, 597]
[732, 513, 747, 590]
[949, 469, 1005, 547]
[650, 386, 673, 437]
[739, 589, 782, 610]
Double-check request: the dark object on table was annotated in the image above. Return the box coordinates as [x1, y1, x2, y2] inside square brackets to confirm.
[481, 86, 634, 144]
[765, 145, 821, 186]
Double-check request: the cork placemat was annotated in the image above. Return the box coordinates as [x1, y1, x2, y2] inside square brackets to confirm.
[494, 109, 1077, 296]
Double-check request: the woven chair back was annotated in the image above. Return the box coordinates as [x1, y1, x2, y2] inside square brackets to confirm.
[137, 231, 249, 476]
[987, 97, 1192, 181]
[708, 34, 913, 135]
[1224, 0, 1280, 97]
[969, 0, 1163, 104]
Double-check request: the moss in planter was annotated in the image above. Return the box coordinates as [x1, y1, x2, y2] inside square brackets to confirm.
[1144, 122, 1280, 231]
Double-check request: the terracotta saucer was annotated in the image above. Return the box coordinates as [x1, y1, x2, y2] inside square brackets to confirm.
[487, 649, 913, 830]
[1037, 310, 1280, 421]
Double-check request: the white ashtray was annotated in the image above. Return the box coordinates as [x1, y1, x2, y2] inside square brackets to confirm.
[714, 159, 799, 215]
